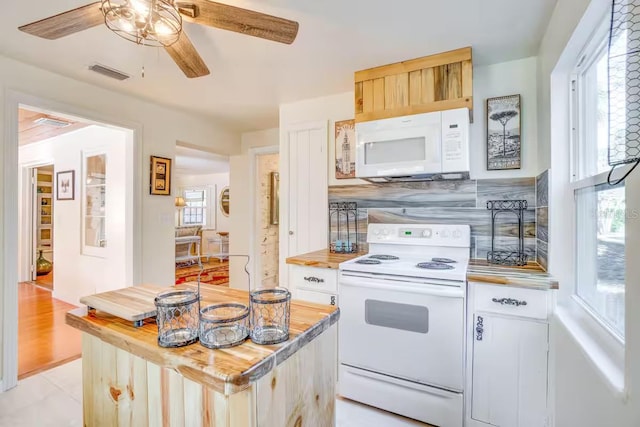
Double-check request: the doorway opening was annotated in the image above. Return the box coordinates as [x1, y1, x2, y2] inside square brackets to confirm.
[15, 104, 135, 380]
[32, 164, 54, 289]
[174, 143, 231, 287]
[252, 149, 280, 288]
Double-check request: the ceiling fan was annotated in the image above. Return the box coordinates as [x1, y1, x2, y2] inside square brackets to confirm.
[18, 0, 299, 78]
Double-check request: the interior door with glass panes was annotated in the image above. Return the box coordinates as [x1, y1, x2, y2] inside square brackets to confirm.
[82, 145, 128, 294]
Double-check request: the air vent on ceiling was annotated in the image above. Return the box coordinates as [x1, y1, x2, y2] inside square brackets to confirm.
[88, 63, 130, 81]
[33, 117, 71, 128]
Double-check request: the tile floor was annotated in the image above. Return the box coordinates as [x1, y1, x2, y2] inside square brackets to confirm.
[0, 359, 82, 426]
[0, 359, 427, 426]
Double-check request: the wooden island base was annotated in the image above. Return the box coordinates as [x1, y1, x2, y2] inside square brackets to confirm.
[69, 283, 339, 427]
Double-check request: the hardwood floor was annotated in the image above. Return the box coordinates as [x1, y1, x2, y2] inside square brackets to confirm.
[18, 282, 82, 380]
[34, 270, 53, 290]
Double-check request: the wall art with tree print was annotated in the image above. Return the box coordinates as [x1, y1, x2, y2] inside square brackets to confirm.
[487, 94, 521, 170]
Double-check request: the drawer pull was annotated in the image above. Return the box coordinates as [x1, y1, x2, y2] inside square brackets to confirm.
[475, 316, 483, 341]
[492, 297, 527, 307]
[304, 276, 324, 283]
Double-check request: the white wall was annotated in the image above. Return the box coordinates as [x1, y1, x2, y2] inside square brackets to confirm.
[229, 128, 279, 290]
[279, 92, 368, 188]
[0, 53, 241, 387]
[19, 126, 129, 304]
[279, 58, 539, 189]
[542, 0, 640, 425]
[537, 0, 592, 173]
[471, 57, 538, 179]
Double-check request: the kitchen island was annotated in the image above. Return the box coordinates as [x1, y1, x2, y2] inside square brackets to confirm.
[66, 282, 339, 427]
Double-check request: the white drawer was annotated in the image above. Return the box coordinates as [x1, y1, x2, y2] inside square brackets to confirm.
[295, 289, 338, 307]
[290, 265, 338, 293]
[472, 283, 549, 320]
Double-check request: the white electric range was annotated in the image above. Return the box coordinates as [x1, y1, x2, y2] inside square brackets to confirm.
[338, 223, 471, 427]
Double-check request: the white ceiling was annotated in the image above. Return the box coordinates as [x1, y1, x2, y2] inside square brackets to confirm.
[0, 0, 557, 132]
[175, 145, 229, 175]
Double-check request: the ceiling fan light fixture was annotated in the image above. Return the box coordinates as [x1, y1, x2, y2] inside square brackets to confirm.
[101, 0, 182, 47]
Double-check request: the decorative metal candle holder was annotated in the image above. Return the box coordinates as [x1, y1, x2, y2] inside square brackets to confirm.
[486, 199, 528, 266]
[154, 289, 199, 348]
[249, 287, 291, 345]
[329, 201, 359, 253]
[199, 303, 249, 349]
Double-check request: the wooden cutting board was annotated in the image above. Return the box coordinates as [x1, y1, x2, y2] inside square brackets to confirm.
[79, 284, 171, 326]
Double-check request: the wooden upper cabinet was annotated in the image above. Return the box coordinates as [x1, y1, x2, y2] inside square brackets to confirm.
[354, 47, 473, 123]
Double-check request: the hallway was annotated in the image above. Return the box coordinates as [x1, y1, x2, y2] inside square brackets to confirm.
[18, 282, 81, 379]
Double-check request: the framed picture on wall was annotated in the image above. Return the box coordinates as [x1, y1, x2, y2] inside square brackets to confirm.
[150, 156, 172, 195]
[56, 170, 75, 200]
[487, 94, 521, 170]
[335, 119, 356, 179]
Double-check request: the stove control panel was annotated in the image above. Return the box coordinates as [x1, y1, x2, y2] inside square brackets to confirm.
[367, 224, 471, 247]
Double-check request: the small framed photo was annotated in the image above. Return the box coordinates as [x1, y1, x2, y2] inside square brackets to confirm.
[487, 94, 521, 170]
[150, 156, 172, 195]
[335, 119, 356, 179]
[56, 170, 75, 200]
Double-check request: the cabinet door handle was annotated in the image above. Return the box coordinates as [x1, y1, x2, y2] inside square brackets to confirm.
[330, 296, 336, 306]
[475, 316, 484, 341]
[492, 297, 527, 306]
[304, 276, 324, 283]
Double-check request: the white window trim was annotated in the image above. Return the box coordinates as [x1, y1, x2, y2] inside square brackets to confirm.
[570, 17, 609, 183]
[570, 18, 628, 341]
[558, 3, 631, 396]
[180, 185, 215, 228]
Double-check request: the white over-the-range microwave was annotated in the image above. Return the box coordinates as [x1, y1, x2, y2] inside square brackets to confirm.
[355, 108, 470, 182]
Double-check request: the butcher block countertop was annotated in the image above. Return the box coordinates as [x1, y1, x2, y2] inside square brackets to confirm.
[285, 248, 365, 269]
[66, 282, 340, 395]
[467, 261, 558, 290]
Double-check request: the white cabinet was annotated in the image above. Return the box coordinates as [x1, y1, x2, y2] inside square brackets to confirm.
[296, 289, 338, 306]
[290, 265, 338, 307]
[467, 282, 552, 427]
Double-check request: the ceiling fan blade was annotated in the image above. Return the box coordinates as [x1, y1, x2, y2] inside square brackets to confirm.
[164, 32, 210, 78]
[177, 1, 299, 44]
[18, 2, 104, 40]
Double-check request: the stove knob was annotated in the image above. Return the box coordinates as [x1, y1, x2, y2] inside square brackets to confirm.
[382, 229, 389, 236]
[453, 230, 462, 238]
[442, 230, 450, 238]
[422, 229, 432, 238]
[373, 229, 380, 236]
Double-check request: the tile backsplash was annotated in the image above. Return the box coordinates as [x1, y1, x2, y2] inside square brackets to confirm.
[535, 169, 549, 270]
[329, 173, 550, 267]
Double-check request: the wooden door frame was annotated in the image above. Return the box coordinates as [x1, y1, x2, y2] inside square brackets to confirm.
[2, 91, 143, 391]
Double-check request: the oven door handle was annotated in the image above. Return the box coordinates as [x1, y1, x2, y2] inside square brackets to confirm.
[340, 275, 464, 298]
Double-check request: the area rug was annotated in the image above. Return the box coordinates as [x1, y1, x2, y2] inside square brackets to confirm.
[175, 260, 229, 286]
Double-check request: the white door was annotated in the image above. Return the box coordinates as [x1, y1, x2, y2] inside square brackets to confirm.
[471, 314, 548, 427]
[284, 122, 328, 286]
[339, 273, 465, 391]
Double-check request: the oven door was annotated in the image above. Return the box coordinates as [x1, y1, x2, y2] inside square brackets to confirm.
[339, 272, 464, 392]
